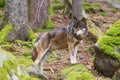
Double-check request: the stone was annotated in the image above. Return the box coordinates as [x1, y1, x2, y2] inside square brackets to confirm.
[0, 49, 39, 80]
[94, 20, 120, 77]
[61, 64, 96, 80]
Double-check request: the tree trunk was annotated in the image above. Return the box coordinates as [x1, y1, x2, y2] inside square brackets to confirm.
[29, 0, 50, 30]
[2, 0, 34, 41]
[72, 0, 83, 20]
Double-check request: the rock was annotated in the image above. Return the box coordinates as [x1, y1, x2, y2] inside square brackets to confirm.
[87, 19, 102, 42]
[0, 49, 40, 80]
[112, 69, 120, 80]
[94, 46, 120, 77]
[0, 49, 15, 67]
[60, 64, 96, 80]
[94, 20, 120, 77]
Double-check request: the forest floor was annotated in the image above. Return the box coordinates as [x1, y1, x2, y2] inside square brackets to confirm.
[0, 1, 120, 80]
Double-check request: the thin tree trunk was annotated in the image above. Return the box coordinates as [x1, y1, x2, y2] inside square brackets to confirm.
[29, 0, 50, 30]
[72, 0, 83, 20]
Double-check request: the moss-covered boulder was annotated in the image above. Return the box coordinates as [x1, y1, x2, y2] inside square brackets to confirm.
[61, 64, 96, 80]
[87, 19, 102, 42]
[94, 20, 120, 77]
[0, 49, 40, 80]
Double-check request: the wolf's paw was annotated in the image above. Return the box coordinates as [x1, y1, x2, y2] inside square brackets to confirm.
[70, 56, 77, 64]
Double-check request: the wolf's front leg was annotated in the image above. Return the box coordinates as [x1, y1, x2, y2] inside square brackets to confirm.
[69, 43, 79, 64]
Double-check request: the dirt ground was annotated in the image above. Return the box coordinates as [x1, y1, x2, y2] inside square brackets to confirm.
[42, 2, 120, 80]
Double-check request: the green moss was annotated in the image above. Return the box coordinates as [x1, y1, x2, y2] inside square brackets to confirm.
[37, 28, 51, 33]
[16, 59, 33, 67]
[61, 64, 95, 80]
[0, 50, 39, 80]
[19, 75, 39, 80]
[0, 0, 5, 8]
[15, 40, 33, 48]
[48, 6, 54, 15]
[87, 19, 102, 39]
[0, 24, 13, 44]
[82, 2, 101, 13]
[43, 18, 54, 29]
[100, 12, 106, 16]
[0, 68, 9, 80]
[27, 29, 37, 44]
[52, 4, 65, 10]
[0, 15, 4, 21]
[97, 20, 120, 61]
[3, 60, 17, 73]
[50, 0, 60, 4]
[111, 8, 117, 13]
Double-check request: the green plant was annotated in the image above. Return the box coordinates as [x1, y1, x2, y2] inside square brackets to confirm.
[0, 0, 5, 8]
[52, 4, 65, 10]
[43, 18, 54, 29]
[0, 24, 13, 44]
[82, 2, 101, 13]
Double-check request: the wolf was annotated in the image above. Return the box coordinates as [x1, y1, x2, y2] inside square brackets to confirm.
[32, 17, 88, 73]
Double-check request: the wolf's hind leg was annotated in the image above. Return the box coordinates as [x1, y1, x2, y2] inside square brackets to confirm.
[38, 47, 51, 73]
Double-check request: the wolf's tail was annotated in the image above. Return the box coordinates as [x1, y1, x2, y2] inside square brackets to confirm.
[31, 47, 38, 61]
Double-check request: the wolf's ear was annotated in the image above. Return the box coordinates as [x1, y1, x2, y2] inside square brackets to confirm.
[81, 17, 87, 25]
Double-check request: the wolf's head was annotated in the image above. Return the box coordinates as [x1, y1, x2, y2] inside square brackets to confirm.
[71, 17, 88, 40]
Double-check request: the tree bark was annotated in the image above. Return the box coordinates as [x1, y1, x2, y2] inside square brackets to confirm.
[29, 0, 50, 30]
[2, 0, 32, 41]
[72, 0, 83, 20]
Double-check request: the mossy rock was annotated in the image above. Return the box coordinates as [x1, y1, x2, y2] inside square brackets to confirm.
[0, 49, 39, 80]
[94, 20, 120, 77]
[0, 49, 15, 67]
[87, 19, 102, 42]
[97, 20, 120, 61]
[61, 64, 96, 80]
